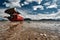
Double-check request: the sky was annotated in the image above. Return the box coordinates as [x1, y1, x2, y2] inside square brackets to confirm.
[0, 0, 60, 19]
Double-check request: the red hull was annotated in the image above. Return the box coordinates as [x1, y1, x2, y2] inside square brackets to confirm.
[7, 15, 24, 21]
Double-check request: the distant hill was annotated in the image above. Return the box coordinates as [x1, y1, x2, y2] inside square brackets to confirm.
[39, 19, 60, 21]
[24, 18, 60, 21]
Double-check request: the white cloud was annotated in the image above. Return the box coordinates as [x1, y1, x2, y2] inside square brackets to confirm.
[43, 2, 51, 6]
[0, 8, 9, 17]
[15, 8, 60, 20]
[24, 1, 29, 5]
[26, 0, 42, 4]
[37, 0, 42, 4]
[21, 3, 24, 6]
[0, 8, 60, 20]
[8, 0, 20, 2]
[3, 0, 21, 8]
[36, 10, 60, 19]
[26, 0, 33, 2]
[46, 3, 57, 8]
[33, 5, 44, 10]
[46, 0, 58, 9]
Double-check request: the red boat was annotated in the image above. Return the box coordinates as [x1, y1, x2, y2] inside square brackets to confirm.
[4, 8, 24, 21]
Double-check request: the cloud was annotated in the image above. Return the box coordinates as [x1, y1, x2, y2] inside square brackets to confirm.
[24, 1, 29, 5]
[16, 8, 60, 20]
[21, 3, 24, 6]
[8, 0, 20, 2]
[3, 0, 21, 8]
[46, 0, 58, 9]
[46, 3, 57, 9]
[26, 0, 42, 4]
[0, 8, 60, 20]
[0, 8, 9, 17]
[36, 9, 60, 19]
[33, 5, 44, 10]
[43, 2, 51, 6]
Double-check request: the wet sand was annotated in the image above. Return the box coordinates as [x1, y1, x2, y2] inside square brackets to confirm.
[0, 21, 60, 40]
